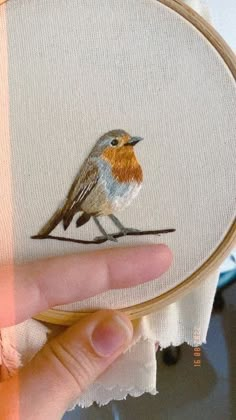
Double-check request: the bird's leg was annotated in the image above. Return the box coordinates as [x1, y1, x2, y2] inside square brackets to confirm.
[109, 214, 140, 236]
[93, 217, 118, 242]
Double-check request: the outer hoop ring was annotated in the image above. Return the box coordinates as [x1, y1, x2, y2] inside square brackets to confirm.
[2, 0, 235, 325]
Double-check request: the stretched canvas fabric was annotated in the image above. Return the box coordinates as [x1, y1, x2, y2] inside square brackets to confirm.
[1, 0, 236, 305]
[0, 0, 235, 408]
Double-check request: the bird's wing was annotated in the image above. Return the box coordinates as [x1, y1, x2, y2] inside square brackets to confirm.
[65, 159, 99, 210]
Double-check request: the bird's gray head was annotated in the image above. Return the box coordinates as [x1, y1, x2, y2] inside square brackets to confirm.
[91, 129, 143, 156]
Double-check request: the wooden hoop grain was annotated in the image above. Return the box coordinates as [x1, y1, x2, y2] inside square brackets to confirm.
[2, 0, 235, 325]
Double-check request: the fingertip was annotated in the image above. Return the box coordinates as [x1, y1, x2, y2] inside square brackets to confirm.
[89, 310, 134, 357]
[89, 309, 134, 339]
[149, 243, 173, 276]
[137, 243, 173, 282]
[113, 310, 134, 340]
[106, 243, 173, 289]
[153, 243, 173, 267]
[134, 243, 173, 271]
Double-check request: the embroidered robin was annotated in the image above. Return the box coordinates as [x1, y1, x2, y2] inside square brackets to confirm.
[36, 129, 143, 242]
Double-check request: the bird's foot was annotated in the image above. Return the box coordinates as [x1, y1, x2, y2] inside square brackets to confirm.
[119, 227, 140, 236]
[94, 234, 118, 243]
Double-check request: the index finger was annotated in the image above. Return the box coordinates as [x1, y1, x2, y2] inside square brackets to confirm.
[0, 244, 172, 327]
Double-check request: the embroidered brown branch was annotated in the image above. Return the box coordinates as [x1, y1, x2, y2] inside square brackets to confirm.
[31, 229, 176, 245]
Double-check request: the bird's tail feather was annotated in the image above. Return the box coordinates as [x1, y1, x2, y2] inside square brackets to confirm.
[62, 209, 75, 231]
[36, 205, 67, 237]
[76, 212, 91, 228]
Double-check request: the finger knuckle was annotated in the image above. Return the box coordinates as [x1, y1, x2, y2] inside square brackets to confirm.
[46, 338, 97, 393]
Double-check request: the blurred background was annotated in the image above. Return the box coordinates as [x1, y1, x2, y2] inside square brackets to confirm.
[64, 1, 236, 418]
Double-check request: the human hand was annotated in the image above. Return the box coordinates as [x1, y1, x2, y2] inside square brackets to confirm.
[0, 245, 172, 419]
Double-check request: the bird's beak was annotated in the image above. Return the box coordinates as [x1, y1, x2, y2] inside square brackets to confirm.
[125, 136, 144, 146]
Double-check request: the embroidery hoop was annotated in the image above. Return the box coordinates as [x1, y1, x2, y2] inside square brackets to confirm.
[1, 0, 235, 325]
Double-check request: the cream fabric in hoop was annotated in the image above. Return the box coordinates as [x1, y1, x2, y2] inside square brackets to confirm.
[0, 0, 235, 408]
[2, 0, 236, 310]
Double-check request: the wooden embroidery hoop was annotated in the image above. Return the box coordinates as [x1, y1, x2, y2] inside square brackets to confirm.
[2, 0, 235, 325]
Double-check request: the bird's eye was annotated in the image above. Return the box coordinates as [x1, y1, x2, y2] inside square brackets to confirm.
[111, 139, 119, 146]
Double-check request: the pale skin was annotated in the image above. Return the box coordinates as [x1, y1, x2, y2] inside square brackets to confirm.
[0, 244, 172, 419]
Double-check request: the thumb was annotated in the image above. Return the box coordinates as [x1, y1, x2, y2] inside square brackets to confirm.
[0, 310, 133, 419]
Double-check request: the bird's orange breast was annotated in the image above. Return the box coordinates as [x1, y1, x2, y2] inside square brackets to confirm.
[102, 147, 143, 183]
